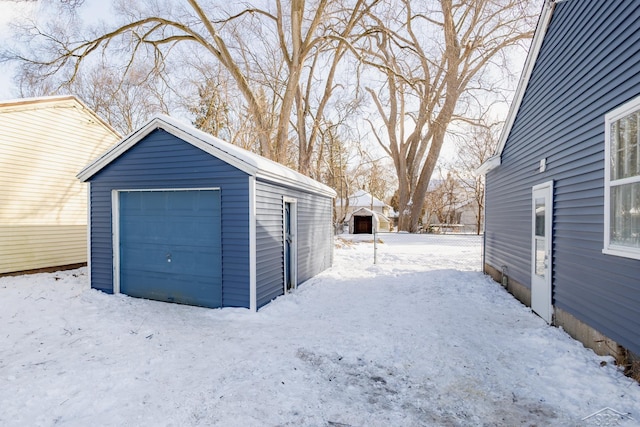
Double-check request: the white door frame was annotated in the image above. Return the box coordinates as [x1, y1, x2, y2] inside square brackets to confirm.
[283, 197, 298, 293]
[531, 181, 553, 324]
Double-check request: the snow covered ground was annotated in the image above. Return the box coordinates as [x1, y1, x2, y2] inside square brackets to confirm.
[1, 233, 639, 426]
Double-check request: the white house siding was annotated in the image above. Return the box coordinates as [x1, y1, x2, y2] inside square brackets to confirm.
[0, 96, 119, 274]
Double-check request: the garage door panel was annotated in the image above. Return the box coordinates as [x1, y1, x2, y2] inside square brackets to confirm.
[119, 190, 222, 308]
[167, 218, 220, 245]
[121, 244, 220, 275]
[121, 218, 165, 243]
[122, 270, 221, 308]
[122, 219, 218, 247]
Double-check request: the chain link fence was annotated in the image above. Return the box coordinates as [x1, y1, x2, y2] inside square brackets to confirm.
[407, 232, 484, 271]
[338, 230, 484, 271]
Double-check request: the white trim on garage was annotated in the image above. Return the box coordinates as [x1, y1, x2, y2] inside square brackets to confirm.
[249, 177, 257, 312]
[78, 115, 336, 198]
[86, 182, 92, 286]
[111, 189, 120, 294]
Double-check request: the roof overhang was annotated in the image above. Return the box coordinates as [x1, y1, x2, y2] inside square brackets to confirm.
[476, 155, 502, 175]
[77, 115, 336, 198]
[489, 1, 556, 167]
[352, 207, 375, 215]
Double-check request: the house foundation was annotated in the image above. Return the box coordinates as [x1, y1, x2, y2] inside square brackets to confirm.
[0, 263, 87, 278]
[484, 263, 639, 382]
[483, 263, 530, 307]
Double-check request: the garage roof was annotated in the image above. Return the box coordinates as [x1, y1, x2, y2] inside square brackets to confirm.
[78, 115, 336, 198]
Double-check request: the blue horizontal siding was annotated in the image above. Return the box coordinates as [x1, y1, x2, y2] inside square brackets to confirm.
[89, 129, 250, 308]
[255, 180, 333, 308]
[485, 0, 640, 354]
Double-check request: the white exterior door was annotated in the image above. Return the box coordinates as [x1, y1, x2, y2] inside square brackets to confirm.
[531, 181, 553, 324]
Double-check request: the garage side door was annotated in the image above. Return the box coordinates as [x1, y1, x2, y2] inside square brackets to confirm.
[119, 189, 222, 308]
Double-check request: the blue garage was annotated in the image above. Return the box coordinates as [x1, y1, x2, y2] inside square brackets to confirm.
[78, 115, 335, 310]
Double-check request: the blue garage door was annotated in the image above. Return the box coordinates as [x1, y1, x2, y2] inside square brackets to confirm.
[119, 189, 222, 308]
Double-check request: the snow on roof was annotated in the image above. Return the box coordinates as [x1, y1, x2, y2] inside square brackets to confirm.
[344, 189, 389, 208]
[345, 207, 390, 223]
[77, 115, 336, 198]
[349, 207, 376, 217]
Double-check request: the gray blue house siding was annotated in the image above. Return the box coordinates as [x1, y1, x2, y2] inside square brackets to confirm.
[294, 189, 333, 283]
[255, 180, 333, 308]
[485, 0, 640, 355]
[88, 129, 251, 308]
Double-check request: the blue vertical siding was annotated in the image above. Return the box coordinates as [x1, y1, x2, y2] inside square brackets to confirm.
[485, 1, 640, 354]
[88, 129, 251, 308]
[255, 180, 333, 308]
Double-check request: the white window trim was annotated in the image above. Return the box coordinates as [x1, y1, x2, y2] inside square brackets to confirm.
[603, 96, 640, 260]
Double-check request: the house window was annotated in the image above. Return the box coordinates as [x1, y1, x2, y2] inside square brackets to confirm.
[604, 96, 640, 260]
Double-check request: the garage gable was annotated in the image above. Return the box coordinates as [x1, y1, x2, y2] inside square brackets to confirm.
[78, 115, 335, 198]
[86, 128, 251, 308]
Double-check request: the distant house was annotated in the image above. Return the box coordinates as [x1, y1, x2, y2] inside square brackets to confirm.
[347, 207, 384, 234]
[479, 0, 640, 367]
[420, 176, 481, 233]
[0, 96, 120, 275]
[422, 199, 481, 234]
[457, 199, 482, 234]
[339, 189, 392, 232]
[78, 115, 335, 311]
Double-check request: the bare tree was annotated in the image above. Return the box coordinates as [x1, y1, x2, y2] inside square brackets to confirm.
[433, 172, 465, 225]
[323, 124, 352, 230]
[365, 157, 396, 203]
[4, 0, 379, 174]
[451, 121, 500, 234]
[358, 0, 537, 232]
[348, 151, 397, 202]
[317, 121, 367, 230]
[78, 64, 170, 134]
[16, 59, 171, 134]
[291, 0, 378, 175]
[424, 171, 463, 227]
